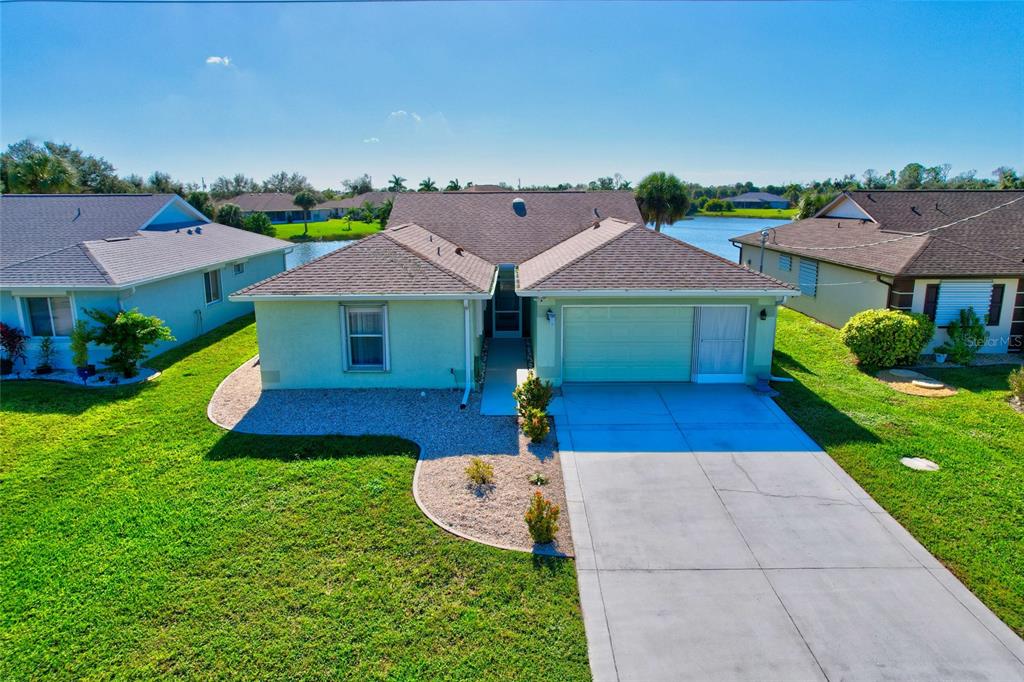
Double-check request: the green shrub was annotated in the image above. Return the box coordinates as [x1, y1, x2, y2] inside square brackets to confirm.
[0, 322, 28, 370]
[464, 457, 494, 486]
[70, 319, 93, 368]
[528, 472, 549, 486]
[945, 308, 988, 365]
[512, 370, 553, 415]
[524, 491, 560, 544]
[521, 407, 550, 443]
[839, 309, 935, 368]
[1009, 367, 1024, 401]
[242, 211, 274, 236]
[86, 307, 174, 377]
[35, 337, 56, 372]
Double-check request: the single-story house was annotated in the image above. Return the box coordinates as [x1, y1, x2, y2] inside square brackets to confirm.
[225, 193, 330, 224]
[722, 192, 791, 209]
[230, 192, 797, 395]
[0, 193, 291, 371]
[730, 190, 1024, 354]
[318, 191, 399, 218]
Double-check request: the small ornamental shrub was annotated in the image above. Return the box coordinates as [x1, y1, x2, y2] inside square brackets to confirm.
[215, 203, 244, 228]
[70, 319, 93, 368]
[524, 491, 560, 544]
[512, 370, 553, 415]
[1008, 367, 1024, 402]
[464, 457, 494, 486]
[35, 337, 56, 373]
[0, 322, 29, 372]
[521, 407, 550, 443]
[529, 472, 549, 486]
[242, 211, 274, 236]
[87, 307, 174, 377]
[945, 308, 988, 365]
[839, 309, 935, 368]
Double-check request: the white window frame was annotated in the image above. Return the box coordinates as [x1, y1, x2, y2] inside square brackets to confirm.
[233, 262, 245, 276]
[204, 269, 223, 305]
[23, 295, 76, 337]
[778, 254, 792, 272]
[798, 259, 819, 297]
[340, 304, 390, 372]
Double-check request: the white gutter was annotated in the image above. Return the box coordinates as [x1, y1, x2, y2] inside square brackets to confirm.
[460, 299, 472, 409]
[229, 291, 493, 303]
[515, 288, 800, 298]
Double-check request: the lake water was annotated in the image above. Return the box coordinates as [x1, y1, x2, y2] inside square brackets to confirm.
[285, 240, 355, 269]
[661, 216, 791, 261]
[284, 216, 790, 270]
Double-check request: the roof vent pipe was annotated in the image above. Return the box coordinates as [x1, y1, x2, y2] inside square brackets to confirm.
[512, 197, 527, 217]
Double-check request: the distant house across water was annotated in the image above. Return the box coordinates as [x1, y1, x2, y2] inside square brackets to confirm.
[225, 193, 330, 224]
[723, 191, 791, 209]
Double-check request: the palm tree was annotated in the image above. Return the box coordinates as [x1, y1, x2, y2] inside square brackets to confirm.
[293, 190, 318, 236]
[635, 171, 690, 232]
[387, 175, 407, 192]
[418, 177, 438, 192]
[7, 152, 78, 193]
[445, 178, 461, 191]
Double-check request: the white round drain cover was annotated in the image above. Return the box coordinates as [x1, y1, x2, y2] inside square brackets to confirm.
[911, 379, 945, 390]
[901, 457, 940, 471]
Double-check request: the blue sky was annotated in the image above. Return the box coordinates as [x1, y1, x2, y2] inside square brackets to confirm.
[2, 1, 1022, 189]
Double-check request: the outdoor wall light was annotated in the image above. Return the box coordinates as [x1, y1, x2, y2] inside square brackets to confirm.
[546, 309, 556, 326]
[759, 308, 767, 321]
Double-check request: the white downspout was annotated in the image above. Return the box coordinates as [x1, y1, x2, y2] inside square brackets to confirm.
[460, 299, 473, 409]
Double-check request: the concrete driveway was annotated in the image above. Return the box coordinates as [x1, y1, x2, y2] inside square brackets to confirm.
[552, 384, 1024, 681]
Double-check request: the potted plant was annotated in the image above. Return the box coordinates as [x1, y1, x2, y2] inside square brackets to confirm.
[34, 337, 56, 375]
[933, 342, 952, 364]
[70, 319, 94, 382]
[0, 322, 28, 375]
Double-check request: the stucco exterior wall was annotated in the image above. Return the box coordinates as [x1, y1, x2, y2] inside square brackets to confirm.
[528, 295, 780, 386]
[254, 298, 481, 390]
[0, 250, 286, 372]
[740, 245, 889, 328]
[910, 277, 1019, 354]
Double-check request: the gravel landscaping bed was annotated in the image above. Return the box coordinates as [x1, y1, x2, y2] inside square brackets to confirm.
[209, 356, 572, 555]
[1, 367, 159, 388]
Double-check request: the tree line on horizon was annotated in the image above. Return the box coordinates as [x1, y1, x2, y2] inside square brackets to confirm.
[2, 138, 1022, 228]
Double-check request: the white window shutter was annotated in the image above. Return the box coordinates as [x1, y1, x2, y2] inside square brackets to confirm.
[798, 260, 818, 297]
[935, 281, 992, 326]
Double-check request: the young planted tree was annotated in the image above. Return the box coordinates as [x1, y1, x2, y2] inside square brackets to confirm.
[292, 190, 319, 236]
[635, 171, 690, 232]
[86, 308, 174, 378]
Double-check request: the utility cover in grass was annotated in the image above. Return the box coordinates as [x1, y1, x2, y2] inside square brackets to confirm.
[901, 457, 940, 472]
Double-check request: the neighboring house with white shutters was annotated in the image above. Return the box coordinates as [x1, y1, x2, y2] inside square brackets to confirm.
[0, 193, 291, 372]
[731, 190, 1024, 354]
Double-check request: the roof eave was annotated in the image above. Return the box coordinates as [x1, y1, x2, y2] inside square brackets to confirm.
[230, 291, 493, 303]
[515, 287, 799, 298]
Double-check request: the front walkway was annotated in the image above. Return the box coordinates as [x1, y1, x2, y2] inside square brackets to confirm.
[554, 383, 1024, 681]
[479, 338, 527, 416]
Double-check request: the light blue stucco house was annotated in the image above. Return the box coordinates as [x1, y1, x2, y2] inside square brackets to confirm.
[231, 192, 797, 402]
[0, 193, 291, 373]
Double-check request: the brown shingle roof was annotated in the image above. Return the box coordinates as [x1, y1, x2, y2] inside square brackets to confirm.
[519, 224, 796, 293]
[318, 191, 399, 210]
[732, 190, 1024, 277]
[233, 228, 495, 298]
[224, 193, 300, 212]
[517, 218, 635, 289]
[387, 191, 644, 265]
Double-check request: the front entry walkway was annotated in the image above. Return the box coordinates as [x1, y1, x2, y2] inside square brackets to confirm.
[553, 384, 1024, 681]
[479, 338, 527, 416]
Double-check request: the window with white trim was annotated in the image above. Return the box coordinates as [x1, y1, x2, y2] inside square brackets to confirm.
[25, 296, 74, 336]
[343, 305, 388, 370]
[934, 280, 992, 326]
[798, 259, 818, 297]
[778, 254, 792, 272]
[204, 270, 222, 304]
[233, 263, 245, 275]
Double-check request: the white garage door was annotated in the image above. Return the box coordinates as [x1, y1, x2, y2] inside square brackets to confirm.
[562, 306, 694, 382]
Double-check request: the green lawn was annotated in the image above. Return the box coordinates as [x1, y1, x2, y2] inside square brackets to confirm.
[274, 218, 382, 242]
[697, 208, 796, 219]
[0, 316, 589, 680]
[772, 308, 1024, 636]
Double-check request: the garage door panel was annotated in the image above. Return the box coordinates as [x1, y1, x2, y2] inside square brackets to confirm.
[563, 306, 693, 382]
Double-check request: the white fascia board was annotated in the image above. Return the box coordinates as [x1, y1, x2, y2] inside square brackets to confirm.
[813, 192, 878, 222]
[516, 288, 800, 298]
[229, 292, 493, 303]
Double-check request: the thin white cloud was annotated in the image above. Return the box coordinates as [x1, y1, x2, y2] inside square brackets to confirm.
[388, 110, 421, 123]
[363, 137, 380, 144]
[205, 56, 231, 66]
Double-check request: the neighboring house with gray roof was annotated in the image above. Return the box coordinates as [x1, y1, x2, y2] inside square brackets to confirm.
[1, 193, 291, 373]
[318, 191, 399, 217]
[722, 191, 791, 209]
[730, 190, 1024, 354]
[232, 191, 797, 395]
[222, 192, 331, 224]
